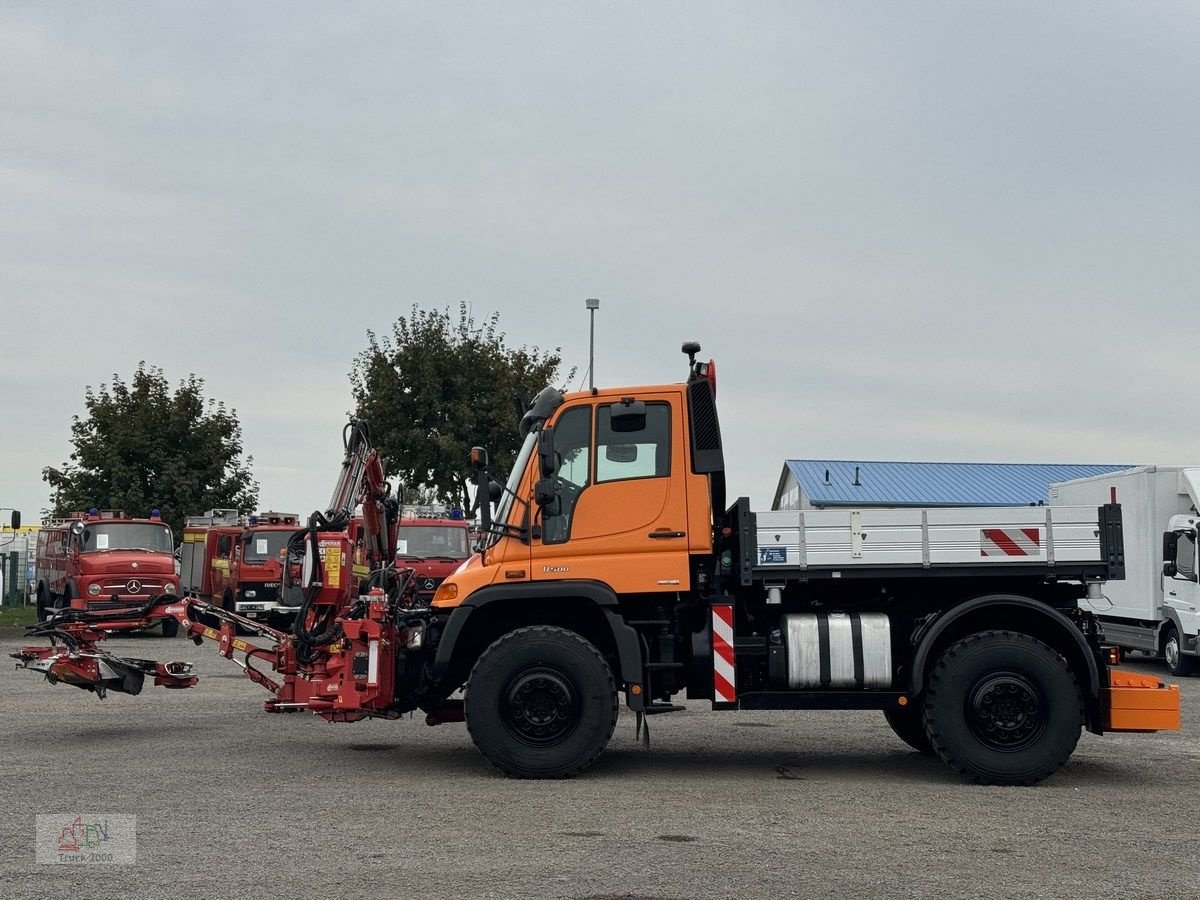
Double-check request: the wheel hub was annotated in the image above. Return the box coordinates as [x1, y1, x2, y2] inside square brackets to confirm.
[502, 668, 580, 747]
[966, 672, 1047, 752]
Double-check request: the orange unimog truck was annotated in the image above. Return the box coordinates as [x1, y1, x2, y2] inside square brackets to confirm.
[180, 510, 301, 627]
[411, 341, 1178, 783]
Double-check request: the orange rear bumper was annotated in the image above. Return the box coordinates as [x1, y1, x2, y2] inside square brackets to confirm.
[1103, 669, 1181, 732]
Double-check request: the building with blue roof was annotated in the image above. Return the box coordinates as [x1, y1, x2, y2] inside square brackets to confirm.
[773, 460, 1136, 511]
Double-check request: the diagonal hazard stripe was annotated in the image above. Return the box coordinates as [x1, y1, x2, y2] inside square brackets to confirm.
[714, 671, 736, 702]
[983, 529, 1026, 556]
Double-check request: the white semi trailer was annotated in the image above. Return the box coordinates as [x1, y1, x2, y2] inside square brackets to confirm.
[1051, 466, 1200, 676]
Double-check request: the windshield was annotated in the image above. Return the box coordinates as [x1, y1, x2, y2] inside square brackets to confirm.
[244, 530, 291, 563]
[396, 525, 470, 559]
[80, 523, 173, 553]
[486, 428, 537, 548]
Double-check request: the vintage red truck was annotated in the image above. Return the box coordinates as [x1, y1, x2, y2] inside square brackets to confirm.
[34, 509, 179, 635]
[179, 509, 302, 627]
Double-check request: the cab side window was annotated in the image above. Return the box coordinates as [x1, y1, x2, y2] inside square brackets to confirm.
[1176, 532, 1196, 579]
[217, 535, 233, 557]
[542, 407, 591, 544]
[595, 403, 670, 484]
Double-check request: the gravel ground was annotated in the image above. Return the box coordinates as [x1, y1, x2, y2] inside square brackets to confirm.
[0, 631, 1196, 900]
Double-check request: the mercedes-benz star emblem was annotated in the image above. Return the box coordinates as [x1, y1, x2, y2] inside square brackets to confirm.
[422, 578, 436, 590]
[126, 580, 142, 594]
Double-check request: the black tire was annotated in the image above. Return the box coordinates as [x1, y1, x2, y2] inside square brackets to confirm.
[36, 584, 49, 623]
[884, 705, 935, 755]
[924, 630, 1082, 786]
[465, 626, 618, 779]
[1163, 625, 1196, 677]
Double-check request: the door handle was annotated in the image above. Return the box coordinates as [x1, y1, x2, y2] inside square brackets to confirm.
[648, 530, 686, 540]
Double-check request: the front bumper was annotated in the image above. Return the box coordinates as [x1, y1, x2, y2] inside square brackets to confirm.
[236, 601, 299, 620]
[1103, 669, 1181, 732]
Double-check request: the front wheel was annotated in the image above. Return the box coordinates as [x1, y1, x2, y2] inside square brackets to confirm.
[465, 626, 618, 778]
[924, 630, 1082, 785]
[1163, 625, 1196, 677]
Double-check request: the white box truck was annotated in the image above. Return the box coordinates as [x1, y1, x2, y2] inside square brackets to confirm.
[1051, 466, 1200, 676]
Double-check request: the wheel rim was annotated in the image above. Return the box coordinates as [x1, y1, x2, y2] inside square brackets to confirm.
[965, 671, 1048, 752]
[1165, 635, 1179, 670]
[501, 666, 581, 747]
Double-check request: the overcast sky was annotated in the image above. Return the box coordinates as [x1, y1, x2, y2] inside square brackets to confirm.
[2, 3, 1197, 523]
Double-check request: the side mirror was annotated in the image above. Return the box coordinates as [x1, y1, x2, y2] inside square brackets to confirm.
[488, 480, 503, 506]
[610, 399, 647, 433]
[606, 444, 637, 463]
[1164, 560, 1178, 578]
[537, 428, 557, 477]
[535, 478, 556, 508]
[1163, 531, 1179, 567]
[10, 511, 19, 530]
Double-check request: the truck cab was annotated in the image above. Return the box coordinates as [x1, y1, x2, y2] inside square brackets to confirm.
[1163, 514, 1200, 672]
[394, 507, 472, 603]
[180, 510, 302, 627]
[35, 509, 178, 634]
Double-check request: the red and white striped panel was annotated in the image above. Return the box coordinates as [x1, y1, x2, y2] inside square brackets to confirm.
[980, 527, 1042, 557]
[711, 604, 736, 704]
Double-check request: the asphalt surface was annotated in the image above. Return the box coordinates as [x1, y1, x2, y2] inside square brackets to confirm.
[1, 630, 1197, 900]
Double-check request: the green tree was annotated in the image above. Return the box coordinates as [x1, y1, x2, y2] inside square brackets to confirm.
[43, 364, 258, 536]
[350, 303, 572, 511]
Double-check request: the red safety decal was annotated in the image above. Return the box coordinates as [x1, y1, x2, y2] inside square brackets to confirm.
[980, 528, 1042, 557]
[712, 604, 736, 703]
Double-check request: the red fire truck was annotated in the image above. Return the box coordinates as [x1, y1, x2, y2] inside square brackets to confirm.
[394, 506, 472, 603]
[34, 509, 179, 635]
[179, 509, 301, 627]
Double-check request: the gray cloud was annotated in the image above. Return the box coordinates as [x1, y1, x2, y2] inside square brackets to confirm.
[2, 3, 1197, 520]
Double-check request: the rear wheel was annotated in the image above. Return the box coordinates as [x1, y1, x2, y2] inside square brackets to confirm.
[36, 584, 49, 622]
[1163, 625, 1196, 677]
[465, 626, 618, 778]
[924, 630, 1082, 785]
[884, 705, 934, 755]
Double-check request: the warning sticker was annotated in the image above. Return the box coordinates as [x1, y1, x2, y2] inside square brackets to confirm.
[324, 546, 341, 588]
[96, 533, 109, 550]
[256, 539, 268, 555]
[758, 547, 787, 565]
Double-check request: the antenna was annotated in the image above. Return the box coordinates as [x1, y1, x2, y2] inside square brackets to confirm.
[586, 298, 599, 394]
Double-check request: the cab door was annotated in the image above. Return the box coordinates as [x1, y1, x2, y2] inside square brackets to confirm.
[1166, 529, 1200, 648]
[530, 392, 690, 594]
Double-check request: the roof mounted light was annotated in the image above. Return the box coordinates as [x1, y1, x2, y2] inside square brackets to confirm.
[150, 508, 161, 520]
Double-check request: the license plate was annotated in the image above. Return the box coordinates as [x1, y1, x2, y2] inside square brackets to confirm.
[241, 604, 264, 611]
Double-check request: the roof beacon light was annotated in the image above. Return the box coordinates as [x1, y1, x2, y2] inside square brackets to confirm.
[450, 508, 464, 520]
[88, 508, 99, 518]
[249, 515, 259, 526]
[150, 508, 161, 520]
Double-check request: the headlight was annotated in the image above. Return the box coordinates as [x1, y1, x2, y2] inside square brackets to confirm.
[88, 583, 101, 596]
[244, 590, 256, 598]
[161, 581, 175, 595]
